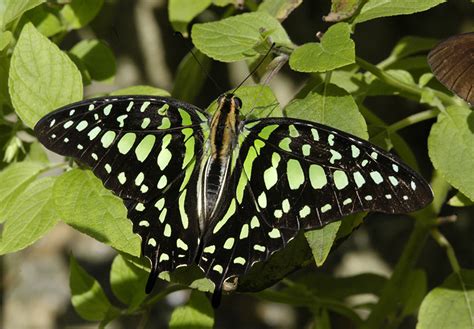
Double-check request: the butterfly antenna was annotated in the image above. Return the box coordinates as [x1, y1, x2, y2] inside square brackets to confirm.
[174, 32, 222, 93]
[245, 52, 288, 118]
[232, 42, 276, 95]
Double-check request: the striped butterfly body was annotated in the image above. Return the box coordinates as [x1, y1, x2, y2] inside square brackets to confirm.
[35, 93, 433, 303]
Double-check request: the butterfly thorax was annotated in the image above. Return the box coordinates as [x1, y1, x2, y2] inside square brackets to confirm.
[197, 94, 241, 231]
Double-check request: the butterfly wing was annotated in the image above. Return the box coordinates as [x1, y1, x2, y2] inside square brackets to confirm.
[34, 96, 210, 291]
[198, 117, 433, 294]
[428, 32, 474, 104]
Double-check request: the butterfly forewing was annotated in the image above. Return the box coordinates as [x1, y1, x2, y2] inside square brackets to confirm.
[428, 32, 474, 104]
[198, 117, 433, 289]
[34, 96, 210, 290]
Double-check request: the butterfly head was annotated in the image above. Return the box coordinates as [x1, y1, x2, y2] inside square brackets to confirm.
[217, 93, 242, 114]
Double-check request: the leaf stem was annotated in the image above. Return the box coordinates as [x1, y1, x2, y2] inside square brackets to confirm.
[387, 108, 439, 133]
[355, 57, 457, 107]
[430, 228, 461, 273]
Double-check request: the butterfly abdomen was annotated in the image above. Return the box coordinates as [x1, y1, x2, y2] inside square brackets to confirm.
[198, 94, 242, 226]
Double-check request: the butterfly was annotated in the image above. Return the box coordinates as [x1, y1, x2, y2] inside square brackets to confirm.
[34, 92, 433, 304]
[428, 32, 474, 105]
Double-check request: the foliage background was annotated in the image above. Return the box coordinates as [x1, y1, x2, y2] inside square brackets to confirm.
[0, 0, 473, 328]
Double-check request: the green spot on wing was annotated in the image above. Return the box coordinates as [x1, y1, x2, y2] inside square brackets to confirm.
[309, 164, 327, 189]
[287, 159, 304, 190]
[118, 132, 136, 154]
[135, 135, 156, 162]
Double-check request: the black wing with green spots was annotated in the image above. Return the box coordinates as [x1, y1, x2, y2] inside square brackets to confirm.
[34, 96, 209, 291]
[198, 118, 432, 292]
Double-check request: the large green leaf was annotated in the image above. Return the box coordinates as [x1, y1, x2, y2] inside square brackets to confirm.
[428, 106, 474, 201]
[0, 177, 58, 254]
[418, 270, 474, 329]
[192, 12, 292, 62]
[9, 23, 82, 128]
[169, 291, 214, 329]
[284, 83, 368, 139]
[70, 256, 120, 322]
[289, 23, 355, 73]
[354, 0, 446, 24]
[0, 161, 46, 223]
[53, 169, 141, 257]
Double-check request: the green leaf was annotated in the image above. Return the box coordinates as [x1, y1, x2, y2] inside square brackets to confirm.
[25, 141, 49, 163]
[21, 5, 63, 37]
[0, 176, 59, 254]
[418, 269, 474, 329]
[70, 255, 120, 322]
[323, 0, 362, 22]
[206, 85, 282, 119]
[9, 23, 82, 128]
[169, 291, 214, 329]
[284, 83, 368, 139]
[305, 221, 340, 266]
[158, 265, 215, 293]
[60, 0, 104, 29]
[305, 212, 364, 266]
[354, 0, 446, 24]
[110, 254, 148, 310]
[257, 0, 303, 21]
[366, 69, 416, 98]
[0, 0, 45, 29]
[387, 36, 438, 62]
[192, 12, 292, 62]
[428, 106, 474, 201]
[326, 66, 366, 95]
[70, 39, 116, 83]
[289, 23, 355, 73]
[53, 169, 141, 257]
[172, 49, 211, 103]
[168, 0, 211, 36]
[0, 30, 12, 51]
[447, 192, 474, 207]
[110, 85, 170, 97]
[0, 161, 46, 223]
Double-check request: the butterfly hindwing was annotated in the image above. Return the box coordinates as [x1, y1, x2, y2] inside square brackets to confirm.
[34, 96, 210, 290]
[198, 117, 433, 289]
